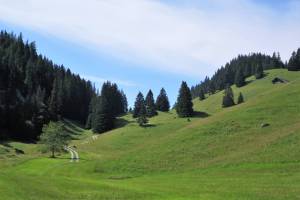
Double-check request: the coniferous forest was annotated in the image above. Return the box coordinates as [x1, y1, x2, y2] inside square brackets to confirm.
[1, 30, 300, 141]
[0, 31, 127, 140]
[191, 53, 285, 98]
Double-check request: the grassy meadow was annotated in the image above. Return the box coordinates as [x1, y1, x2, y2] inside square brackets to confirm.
[1, 69, 300, 199]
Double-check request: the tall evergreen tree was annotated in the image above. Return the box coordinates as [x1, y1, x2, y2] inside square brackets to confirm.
[133, 92, 145, 118]
[255, 63, 264, 79]
[155, 88, 170, 112]
[234, 68, 246, 87]
[176, 81, 194, 117]
[199, 88, 205, 101]
[145, 90, 157, 117]
[288, 48, 300, 71]
[92, 96, 114, 133]
[120, 90, 128, 114]
[49, 78, 63, 120]
[222, 86, 235, 108]
[137, 100, 148, 127]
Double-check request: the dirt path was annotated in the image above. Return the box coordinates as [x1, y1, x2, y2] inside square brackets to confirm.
[64, 146, 79, 162]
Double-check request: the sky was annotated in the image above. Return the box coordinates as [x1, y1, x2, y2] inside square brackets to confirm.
[0, 0, 299, 106]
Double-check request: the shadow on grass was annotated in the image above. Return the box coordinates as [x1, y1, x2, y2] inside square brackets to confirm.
[192, 111, 210, 118]
[141, 124, 157, 128]
[115, 118, 133, 129]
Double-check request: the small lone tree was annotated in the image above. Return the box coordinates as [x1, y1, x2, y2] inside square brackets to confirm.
[156, 88, 170, 112]
[237, 92, 244, 104]
[145, 90, 157, 117]
[176, 81, 194, 117]
[137, 101, 148, 126]
[222, 86, 235, 108]
[133, 92, 145, 118]
[40, 121, 70, 158]
[199, 88, 205, 101]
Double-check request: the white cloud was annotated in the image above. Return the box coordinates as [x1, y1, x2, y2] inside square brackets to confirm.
[0, 0, 299, 77]
[82, 75, 137, 87]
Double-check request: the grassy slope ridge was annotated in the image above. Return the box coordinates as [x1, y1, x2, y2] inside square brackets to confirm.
[1, 69, 300, 199]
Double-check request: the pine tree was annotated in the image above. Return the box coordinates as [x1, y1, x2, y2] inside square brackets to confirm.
[155, 88, 170, 112]
[234, 68, 245, 87]
[92, 96, 114, 133]
[120, 90, 128, 113]
[255, 63, 264, 79]
[137, 100, 148, 127]
[176, 81, 194, 117]
[222, 86, 235, 108]
[145, 90, 157, 117]
[133, 92, 145, 118]
[49, 78, 63, 120]
[288, 48, 300, 71]
[199, 88, 205, 101]
[237, 92, 244, 104]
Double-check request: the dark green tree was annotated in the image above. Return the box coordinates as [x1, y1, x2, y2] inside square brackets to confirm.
[234, 68, 246, 87]
[176, 81, 194, 117]
[145, 90, 157, 117]
[237, 92, 244, 104]
[288, 48, 300, 71]
[137, 101, 148, 127]
[199, 88, 205, 101]
[255, 63, 264, 79]
[222, 86, 235, 108]
[49, 78, 63, 120]
[155, 88, 170, 112]
[133, 92, 145, 118]
[92, 96, 114, 133]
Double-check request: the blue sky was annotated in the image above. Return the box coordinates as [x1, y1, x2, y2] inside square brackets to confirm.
[0, 0, 299, 106]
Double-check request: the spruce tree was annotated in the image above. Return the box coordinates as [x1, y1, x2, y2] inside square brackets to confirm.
[49, 78, 63, 120]
[288, 48, 300, 71]
[234, 68, 246, 87]
[255, 63, 264, 79]
[155, 88, 170, 112]
[237, 92, 244, 104]
[176, 81, 194, 117]
[133, 92, 145, 118]
[137, 100, 148, 127]
[199, 88, 205, 101]
[222, 86, 235, 108]
[92, 96, 114, 133]
[145, 90, 157, 117]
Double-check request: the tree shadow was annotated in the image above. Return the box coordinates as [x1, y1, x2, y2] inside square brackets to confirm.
[141, 124, 156, 128]
[192, 111, 210, 118]
[115, 118, 132, 129]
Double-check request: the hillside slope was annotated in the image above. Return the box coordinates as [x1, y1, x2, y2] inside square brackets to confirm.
[1, 69, 300, 200]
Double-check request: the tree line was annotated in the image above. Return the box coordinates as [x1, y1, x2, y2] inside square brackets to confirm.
[133, 82, 195, 125]
[0, 31, 128, 140]
[191, 52, 284, 98]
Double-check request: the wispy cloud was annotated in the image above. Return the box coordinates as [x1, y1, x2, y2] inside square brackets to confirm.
[82, 75, 137, 87]
[0, 0, 299, 77]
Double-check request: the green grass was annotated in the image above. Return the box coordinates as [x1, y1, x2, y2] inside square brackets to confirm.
[1, 69, 300, 199]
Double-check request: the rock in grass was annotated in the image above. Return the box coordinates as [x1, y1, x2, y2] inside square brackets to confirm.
[261, 123, 270, 128]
